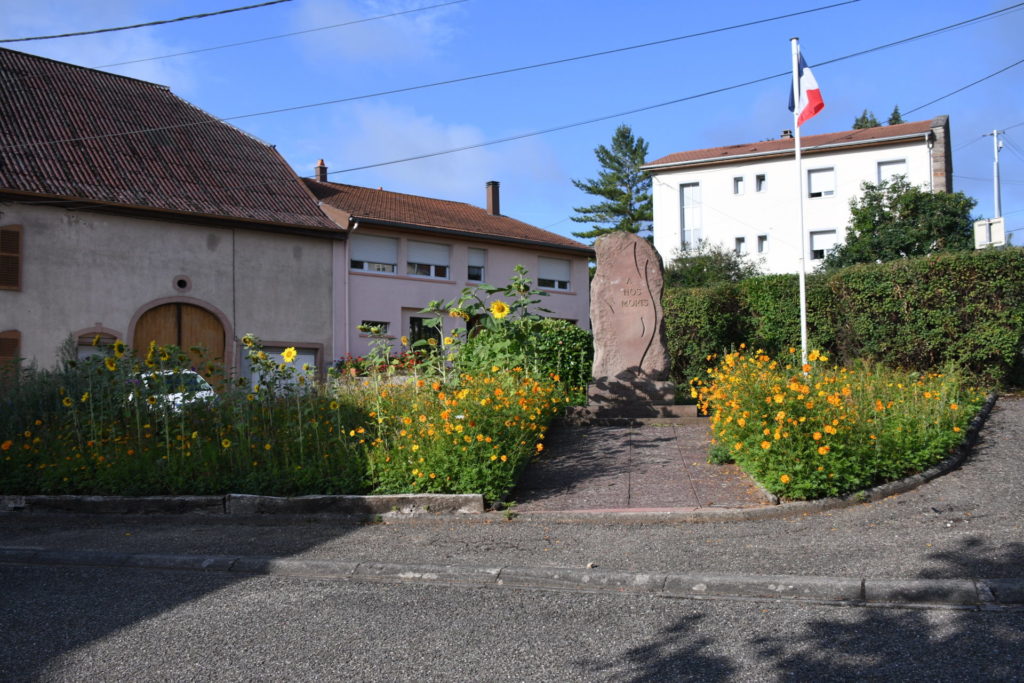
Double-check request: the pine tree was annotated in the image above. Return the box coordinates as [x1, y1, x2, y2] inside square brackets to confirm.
[852, 109, 880, 129]
[887, 105, 904, 125]
[570, 124, 653, 241]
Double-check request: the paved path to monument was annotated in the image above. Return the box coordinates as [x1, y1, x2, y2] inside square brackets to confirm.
[513, 422, 768, 512]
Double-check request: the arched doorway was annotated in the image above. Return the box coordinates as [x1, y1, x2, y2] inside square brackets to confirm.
[133, 302, 226, 373]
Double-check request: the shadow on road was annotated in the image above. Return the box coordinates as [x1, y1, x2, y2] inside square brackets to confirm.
[0, 516, 363, 680]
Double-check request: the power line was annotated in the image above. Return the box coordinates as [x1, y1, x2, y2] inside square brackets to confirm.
[903, 57, 1024, 116]
[92, 0, 470, 69]
[2, 0, 861, 137]
[0, 0, 292, 44]
[2, 0, 994, 154]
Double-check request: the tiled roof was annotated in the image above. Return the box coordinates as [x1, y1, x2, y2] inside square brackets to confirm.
[0, 48, 338, 231]
[304, 179, 593, 253]
[644, 119, 937, 169]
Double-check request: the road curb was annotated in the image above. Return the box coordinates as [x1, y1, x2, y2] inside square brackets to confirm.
[2, 546, 1022, 607]
[0, 492, 484, 517]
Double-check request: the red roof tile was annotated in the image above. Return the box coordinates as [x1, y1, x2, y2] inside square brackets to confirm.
[304, 179, 592, 253]
[644, 119, 937, 169]
[0, 48, 338, 231]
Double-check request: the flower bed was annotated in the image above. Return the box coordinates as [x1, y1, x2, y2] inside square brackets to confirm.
[693, 346, 986, 500]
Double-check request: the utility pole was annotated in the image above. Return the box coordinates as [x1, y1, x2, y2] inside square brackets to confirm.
[989, 129, 1004, 218]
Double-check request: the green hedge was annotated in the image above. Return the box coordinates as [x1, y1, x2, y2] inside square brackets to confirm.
[663, 247, 1024, 386]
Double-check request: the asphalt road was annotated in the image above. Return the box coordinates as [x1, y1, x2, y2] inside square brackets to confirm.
[1, 397, 1023, 680]
[3, 564, 1023, 682]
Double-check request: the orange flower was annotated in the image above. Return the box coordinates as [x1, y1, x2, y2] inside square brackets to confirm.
[760, 441, 771, 450]
[780, 474, 791, 484]
[817, 445, 830, 455]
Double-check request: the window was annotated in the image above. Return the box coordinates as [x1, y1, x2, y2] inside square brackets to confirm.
[756, 174, 766, 192]
[807, 168, 835, 198]
[407, 240, 450, 279]
[1, 225, 22, 290]
[878, 159, 907, 183]
[349, 234, 397, 273]
[757, 235, 769, 254]
[733, 176, 744, 195]
[734, 237, 747, 255]
[679, 182, 702, 250]
[809, 230, 838, 260]
[538, 257, 571, 291]
[76, 331, 117, 360]
[359, 320, 389, 335]
[467, 248, 486, 282]
[0, 330, 20, 366]
[409, 316, 441, 346]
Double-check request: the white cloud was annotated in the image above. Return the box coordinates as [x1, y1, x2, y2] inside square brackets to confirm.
[290, 0, 461, 63]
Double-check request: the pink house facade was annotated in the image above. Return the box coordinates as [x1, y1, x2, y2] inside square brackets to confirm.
[304, 170, 593, 359]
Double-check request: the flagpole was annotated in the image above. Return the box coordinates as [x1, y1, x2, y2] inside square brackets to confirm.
[791, 37, 809, 368]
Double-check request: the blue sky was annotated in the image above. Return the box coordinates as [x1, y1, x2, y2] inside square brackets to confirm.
[3, 0, 1022, 243]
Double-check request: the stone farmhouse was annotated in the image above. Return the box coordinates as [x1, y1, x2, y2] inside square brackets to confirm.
[0, 47, 591, 374]
[643, 117, 953, 274]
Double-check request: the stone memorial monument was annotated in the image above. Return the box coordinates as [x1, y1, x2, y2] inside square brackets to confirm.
[587, 231, 677, 417]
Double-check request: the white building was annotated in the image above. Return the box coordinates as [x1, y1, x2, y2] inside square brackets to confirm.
[643, 117, 953, 274]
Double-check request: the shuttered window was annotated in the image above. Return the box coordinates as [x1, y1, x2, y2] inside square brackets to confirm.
[0, 225, 22, 290]
[350, 234, 398, 273]
[538, 257, 571, 291]
[807, 168, 835, 198]
[407, 241, 450, 279]
[467, 248, 486, 282]
[0, 330, 20, 365]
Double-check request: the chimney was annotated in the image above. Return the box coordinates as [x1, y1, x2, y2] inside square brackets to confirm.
[780, 130, 793, 139]
[485, 180, 500, 216]
[315, 158, 328, 182]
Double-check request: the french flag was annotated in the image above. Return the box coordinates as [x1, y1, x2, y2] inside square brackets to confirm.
[788, 51, 824, 127]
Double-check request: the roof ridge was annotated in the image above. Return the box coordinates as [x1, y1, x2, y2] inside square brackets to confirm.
[0, 46, 170, 91]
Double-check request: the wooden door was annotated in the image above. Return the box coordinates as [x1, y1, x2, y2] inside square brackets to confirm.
[133, 303, 225, 371]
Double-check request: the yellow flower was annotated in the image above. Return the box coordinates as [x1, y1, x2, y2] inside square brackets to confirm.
[500, 455, 508, 462]
[780, 474, 791, 484]
[535, 443, 543, 452]
[401, 336, 409, 346]
[80, 392, 90, 403]
[242, 334, 255, 347]
[443, 337, 454, 346]
[281, 347, 298, 363]
[62, 397, 73, 407]
[329, 400, 340, 410]
[953, 426, 961, 433]
[812, 432, 822, 441]
[146, 396, 157, 405]
[264, 443, 272, 450]
[760, 441, 771, 450]
[429, 472, 436, 479]
[191, 431, 199, 439]
[91, 334, 101, 346]
[113, 339, 126, 358]
[818, 445, 830, 455]
[489, 300, 510, 319]
[104, 356, 117, 372]
[221, 438, 232, 449]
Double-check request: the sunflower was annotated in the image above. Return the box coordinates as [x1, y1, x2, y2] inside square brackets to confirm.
[489, 300, 510, 319]
[62, 397, 73, 408]
[281, 347, 298, 364]
[104, 356, 117, 372]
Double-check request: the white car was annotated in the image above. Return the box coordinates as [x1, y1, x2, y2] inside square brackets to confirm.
[138, 370, 216, 410]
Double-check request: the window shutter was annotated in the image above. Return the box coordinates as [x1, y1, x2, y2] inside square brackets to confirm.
[808, 169, 835, 196]
[810, 231, 838, 252]
[408, 241, 449, 265]
[878, 160, 907, 183]
[350, 234, 397, 264]
[468, 248, 486, 267]
[538, 257, 571, 281]
[0, 226, 22, 290]
[0, 330, 20, 364]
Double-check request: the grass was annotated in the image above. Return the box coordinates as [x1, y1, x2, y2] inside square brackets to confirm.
[693, 346, 987, 500]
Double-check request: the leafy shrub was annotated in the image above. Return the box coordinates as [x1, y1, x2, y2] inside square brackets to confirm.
[663, 282, 745, 386]
[664, 247, 1024, 387]
[694, 347, 986, 500]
